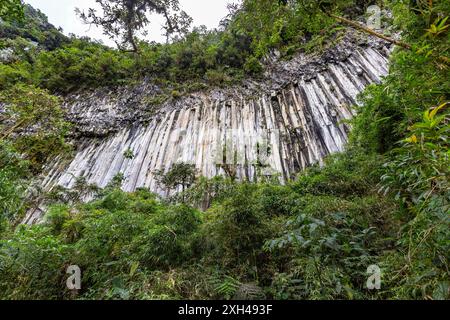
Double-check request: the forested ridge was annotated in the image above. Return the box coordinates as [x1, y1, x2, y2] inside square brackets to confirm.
[0, 0, 448, 300]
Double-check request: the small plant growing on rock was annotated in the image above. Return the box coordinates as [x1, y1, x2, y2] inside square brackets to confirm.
[123, 148, 134, 160]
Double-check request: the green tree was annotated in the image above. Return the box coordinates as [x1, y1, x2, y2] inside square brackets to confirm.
[154, 162, 197, 199]
[76, 0, 193, 52]
[0, 141, 29, 223]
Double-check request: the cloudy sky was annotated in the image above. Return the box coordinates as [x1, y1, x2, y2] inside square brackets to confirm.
[25, 0, 232, 46]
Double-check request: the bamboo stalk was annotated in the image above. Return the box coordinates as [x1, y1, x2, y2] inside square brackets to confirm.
[329, 13, 450, 65]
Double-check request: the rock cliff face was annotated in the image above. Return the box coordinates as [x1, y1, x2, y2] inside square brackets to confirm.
[25, 33, 391, 223]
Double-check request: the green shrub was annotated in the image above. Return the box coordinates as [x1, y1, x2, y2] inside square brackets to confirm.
[171, 90, 182, 99]
[201, 183, 273, 269]
[0, 61, 33, 90]
[292, 150, 383, 197]
[255, 183, 300, 216]
[0, 141, 30, 221]
[45, 205, 71, 234]
[243, 56, 263, 76]
[0, 84, 70, 174]
[205, 69, 231, 87]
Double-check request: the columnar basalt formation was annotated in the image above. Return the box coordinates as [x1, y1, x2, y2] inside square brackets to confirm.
[24, 34, 391, 224]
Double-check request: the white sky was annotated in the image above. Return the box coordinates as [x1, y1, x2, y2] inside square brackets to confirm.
[24, 0, 232, 46]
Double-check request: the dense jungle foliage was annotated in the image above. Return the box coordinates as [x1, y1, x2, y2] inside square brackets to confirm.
[0, 0, 449, 300]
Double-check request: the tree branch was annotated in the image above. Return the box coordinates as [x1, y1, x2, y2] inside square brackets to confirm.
[329, 13, 450, 65]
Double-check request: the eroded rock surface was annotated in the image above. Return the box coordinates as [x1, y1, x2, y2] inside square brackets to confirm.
[25, 33, 392, 224]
